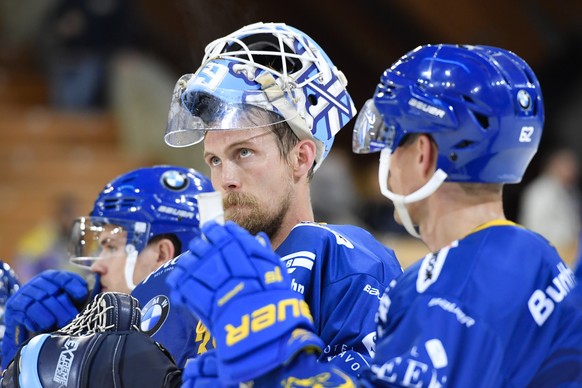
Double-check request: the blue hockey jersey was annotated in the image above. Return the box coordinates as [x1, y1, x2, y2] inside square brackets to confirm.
[255, 220, 582, 387]
[572, 237, 582, 307]
[133, 222, 401, 373]
[363, 220, 582, 386]
[276, 222, 402, 370]
[131, 255, 215, 368]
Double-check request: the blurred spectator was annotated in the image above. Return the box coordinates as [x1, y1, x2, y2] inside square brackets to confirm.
[311, 149, 363, 226]
[12, 194, 85, 282]
[518, 147, 581, 263]
[37, 0, 141, 110]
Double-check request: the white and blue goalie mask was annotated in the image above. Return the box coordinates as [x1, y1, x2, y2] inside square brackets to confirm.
[164, 22, 356, 171]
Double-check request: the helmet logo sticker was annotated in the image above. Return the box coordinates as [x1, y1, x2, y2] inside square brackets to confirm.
[161, 170, 190, 191]
[408, 98, 446, 118]
[157, 205, 195, 219]
[517, 90, 532, 110]
[192, 62, 229, 91]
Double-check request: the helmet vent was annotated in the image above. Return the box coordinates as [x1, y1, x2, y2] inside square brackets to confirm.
[308, 94, 318, 106]
[118, 174, 138, 184]
[103, 198, 137, 210]
[472, 112, 490, 130]
[452, 140, 475, 150]
[461, 95, 490, 130]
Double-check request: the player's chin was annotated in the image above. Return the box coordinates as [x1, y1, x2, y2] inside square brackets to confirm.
[225, 206, 252, 222]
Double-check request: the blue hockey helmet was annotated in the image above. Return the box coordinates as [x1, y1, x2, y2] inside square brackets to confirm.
[69, 165, 214, 289]
[353, 44, 544, 183]
[164, 22, 356, 171]
[352, 44, 544, 237]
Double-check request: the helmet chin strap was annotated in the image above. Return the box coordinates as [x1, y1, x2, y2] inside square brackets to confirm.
[124, 244, 138, 291]
[378, 148, 448, 238]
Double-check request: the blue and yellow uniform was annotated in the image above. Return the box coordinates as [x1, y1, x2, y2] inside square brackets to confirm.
[255, 222, 582, 387]
[277, 222, 402, 373]
[134, 221, 401, 374]
[132, 256, 215, 368]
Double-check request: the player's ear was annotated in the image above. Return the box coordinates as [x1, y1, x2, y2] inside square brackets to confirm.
[157, 239, 175, 264]
[417, 134, 438, 179]
[292, 139, 316, 178]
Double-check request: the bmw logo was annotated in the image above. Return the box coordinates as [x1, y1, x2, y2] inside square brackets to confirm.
[517, 90, 532, 110]
[140, 295, 170, 335]
[161, 170, 189, 191]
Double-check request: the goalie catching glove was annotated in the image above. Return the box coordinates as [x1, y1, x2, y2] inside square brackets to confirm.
[167, 221, 324, 384]
[2, 292, 181, 387]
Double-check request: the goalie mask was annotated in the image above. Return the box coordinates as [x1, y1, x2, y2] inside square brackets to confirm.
[69, 166, 214, 290]
[352, 44, 544, 236]
[164, 21, 356, 171]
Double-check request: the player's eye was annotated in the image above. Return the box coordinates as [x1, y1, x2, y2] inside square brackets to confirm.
[104, 244, 118, 254]
[239, 148, 252, 158]
[208, 156, 221, 167]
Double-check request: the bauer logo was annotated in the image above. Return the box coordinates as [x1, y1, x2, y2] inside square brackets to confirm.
[157, 205, 195, 219]
[225, 298, 312, 346]
[408, 98, 446, 118]
[141, 295, 170, 335]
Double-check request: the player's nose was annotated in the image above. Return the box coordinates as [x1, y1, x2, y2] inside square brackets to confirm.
[219, 160, 242, 191]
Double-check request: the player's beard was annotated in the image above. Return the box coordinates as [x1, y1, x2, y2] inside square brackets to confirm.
[223, 191, 290, 238]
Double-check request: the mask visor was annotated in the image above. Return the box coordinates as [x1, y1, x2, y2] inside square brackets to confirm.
[352, 99, 395, 154]
[68, 217, 149, 269]
[164, 72, 299, 147]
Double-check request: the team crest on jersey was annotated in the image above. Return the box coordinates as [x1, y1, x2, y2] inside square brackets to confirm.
[416, 241, 457, 293]
[281, 251, 316, 273]
[140, 295, 170, 335]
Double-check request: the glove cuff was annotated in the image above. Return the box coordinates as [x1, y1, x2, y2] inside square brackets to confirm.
[218, 327, 324, 384]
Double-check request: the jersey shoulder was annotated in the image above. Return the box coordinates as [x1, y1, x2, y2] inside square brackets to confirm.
[392, 224, 569, 311]
[277, 222, 401, 283]
[280, 222, 394, 253]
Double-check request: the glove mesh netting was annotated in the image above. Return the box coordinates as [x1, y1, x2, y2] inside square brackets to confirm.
[58, 292, 142, 336]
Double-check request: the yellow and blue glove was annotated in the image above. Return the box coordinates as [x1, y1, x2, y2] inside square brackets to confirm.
[167, 221, 323, 385]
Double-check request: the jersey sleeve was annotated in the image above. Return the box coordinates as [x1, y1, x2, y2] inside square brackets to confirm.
[317, 272, 381, 362]
[277, 223, 402, 377]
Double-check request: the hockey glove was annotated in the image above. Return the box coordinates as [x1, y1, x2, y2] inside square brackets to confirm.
[182, 350, 237, 388]
[1, 270, 89, 370]
[167, 221, 324, 384]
